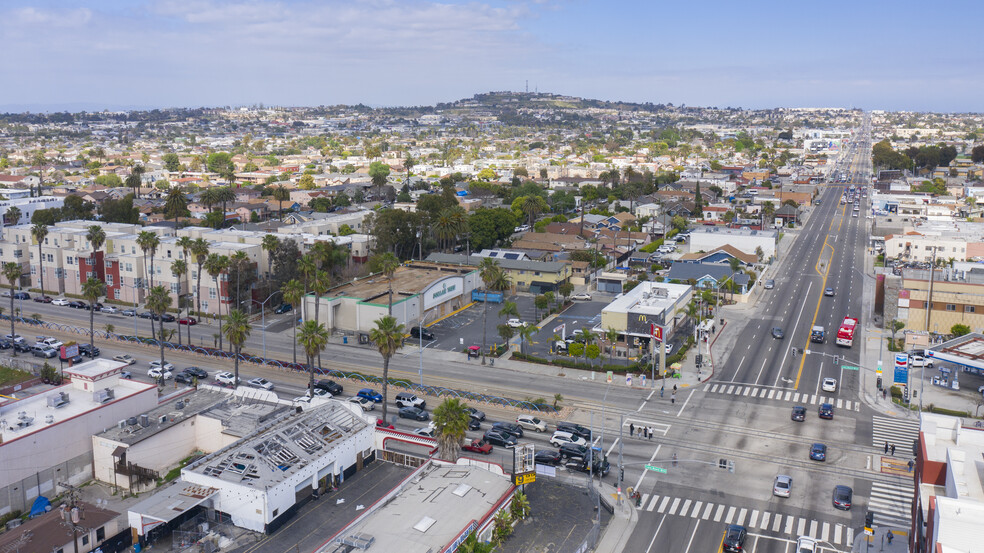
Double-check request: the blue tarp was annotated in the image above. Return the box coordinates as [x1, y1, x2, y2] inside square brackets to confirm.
[29, 496, 51, 518]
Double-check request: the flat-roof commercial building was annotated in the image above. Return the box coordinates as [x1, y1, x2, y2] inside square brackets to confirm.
[426, 252, 572, 294]
[0, 358, 157, 515]
[600, 281, 693, 357]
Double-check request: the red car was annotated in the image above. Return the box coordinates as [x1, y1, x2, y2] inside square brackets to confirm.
[376, 419, 394, 430]
[33, 295, 52, 303]
[462, 439, 493, 455]
[178, 317, 198, 325]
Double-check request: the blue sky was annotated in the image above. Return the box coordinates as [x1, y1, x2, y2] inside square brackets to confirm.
[2, 0, 982, 112]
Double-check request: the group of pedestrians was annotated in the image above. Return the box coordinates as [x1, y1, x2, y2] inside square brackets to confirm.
[660, 384, 678, 403]
[628, 423, 656, 440]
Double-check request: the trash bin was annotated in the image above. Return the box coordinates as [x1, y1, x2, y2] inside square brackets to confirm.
[343, 336, 348, 344]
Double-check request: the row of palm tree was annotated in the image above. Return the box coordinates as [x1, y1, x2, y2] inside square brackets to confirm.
[479, 258, 512, 364]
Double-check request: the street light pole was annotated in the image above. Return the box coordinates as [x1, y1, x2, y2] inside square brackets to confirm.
[253, 291, 281, 360]
[419, 311, 430, 386]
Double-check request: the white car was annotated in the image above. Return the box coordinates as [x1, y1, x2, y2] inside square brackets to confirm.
[148, 367, 172, 380]
[822, 378, 837, 393]
[664, 343, 674, 354]
[36, 337, 63, 349]
[113, 354, 136, 365]
[571, 293, 592, 301]
[52, 298, 70, 306]
[247, 377, 274, 391]
[414, 426, 436, 438]
[507, 318, 526, 328]
[909, 354, 934, 368]
[149, 360, 175, 372]
[101, 305, 119, 314]
[516, 414, 547, 432]
[549, 430, 587, 448]
[215, 371, 239, 386]
[348, 396, 375, 411]
[795, 535, 817, 552]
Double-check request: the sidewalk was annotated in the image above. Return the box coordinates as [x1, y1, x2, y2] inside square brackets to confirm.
[593, 481, 638, 553]
[851, 526, 908, 553]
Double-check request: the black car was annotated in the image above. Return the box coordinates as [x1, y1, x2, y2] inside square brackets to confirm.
[138, 311, 154, 319]
[723, 524, 747, 552]
[819, 403, 834, 419]
[13, 341, 32, 353]
[483, 429, 518, 448]
[68, 301, 87, 309]
[467, 416, 482, 431]
[465, 407, 486, 421]
[558, 443, 590, 460]
[160, 313, 176, 322]
[534, 450, 563, 466]
[174, 371, 196, 384]
[61, 354, 83, 363]
[79, 344, 100, 357]
[564, 456, 610, 477]
[398, 406, 429, 421]
[491, 422, 524, 439]
[33, 295, 52, 303]
[556, 422, 591, 441]
[832, 485, 853, 510]
[274, 303, 292, 314]
[183, 366, 208, 379]
[91, 302, 104, 311]
[791, 406, 806, 422]
[410, 326, 436, 341]
[12, 292, 29, 300]
[314, 379, 343, 395]
[0, 339, 10, 350]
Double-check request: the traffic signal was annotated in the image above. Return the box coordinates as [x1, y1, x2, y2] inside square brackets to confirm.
[833, 355, 840, 365]
[719, 458, 727, 470]
[619, 468, 624, 482]
[865, 511, 874, 529]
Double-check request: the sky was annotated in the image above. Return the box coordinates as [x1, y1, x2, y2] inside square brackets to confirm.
[2, 0, 983, 113]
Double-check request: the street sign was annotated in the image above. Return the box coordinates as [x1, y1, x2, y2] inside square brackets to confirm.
[863, 527, 873, 536]
[644, 464, 667, 474]
[513, 472, 536, 485]
[651, 324, 663, 343]
[876, 360, 882, 375]
[842, 365, 859, 371]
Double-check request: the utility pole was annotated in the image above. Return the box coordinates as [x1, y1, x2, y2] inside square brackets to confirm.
[58, 482, 89, 553]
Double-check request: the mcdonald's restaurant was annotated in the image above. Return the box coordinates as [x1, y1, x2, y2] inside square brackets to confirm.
[600, 281, 693, 358]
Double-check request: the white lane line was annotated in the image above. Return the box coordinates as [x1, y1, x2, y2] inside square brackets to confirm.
[774, 281, 812, 387]
[691, 501, 702, 518]
[633, 444, 661, 490]
[725, 506, 736, 524]
[714, 504, 725, 522]
[676, 389, 695, 417]
[657, 496, 670, 513]
[682, 520, 701, 553]
[644, 514, 667, 553]
[730, 356, 746, 383]
[702, 502, 713, 520]
[668, 498, 681, 515]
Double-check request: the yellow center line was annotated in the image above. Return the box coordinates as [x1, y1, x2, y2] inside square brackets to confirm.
[795, 186, 848, 389]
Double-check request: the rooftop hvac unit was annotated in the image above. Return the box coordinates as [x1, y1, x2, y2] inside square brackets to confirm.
[45, 415, 55, 424]
[158, 415, 168, 425]
[127, 417, 138, 426]
[93, 388, 115, 404]
[118, 420, 126, 429]
[139, 414, 150, 427]
[47, 392, 70, 409]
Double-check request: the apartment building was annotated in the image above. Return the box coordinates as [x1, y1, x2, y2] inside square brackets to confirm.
[884, 221, 984, 263]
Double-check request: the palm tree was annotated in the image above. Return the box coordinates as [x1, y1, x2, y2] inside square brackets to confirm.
[432, 398, 471, 461]
[521, 195, 548, 228]
[223, 309, 252, 386]
[164, 187, 189, 228]
[86, 224, 106, 256]
[204, 253, 229, 349]
[4, 206, 21, 226]
[81, 277, 106, 352]
[170, 259, 187, 345]
[481, 264, 511, 364]
[199, 187, 220, 226]
[577, 327, 595, 365]
[433, 208, 460, 252]
[281, 279, 304, 364]
[261, 234, 279, 279]
[605, 326, 620, 365]
[369, 315, 404, 423]
[297, 320, 330, 393]
[370, 252, 400, 316]
[272, 185, 290, 221]
[214, 186, 237, 225]
[189, 238, 209, 317]
[176, 236, 194, 340]
[31, 223, 48, 300]
[3, 263, 21, 356]
[517, 323, 536, 356]
[311, 240, 348, 283]
[146, 285, 172, 370]
[137, 231, 161, 289]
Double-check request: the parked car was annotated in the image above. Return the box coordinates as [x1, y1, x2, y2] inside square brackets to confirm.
[32, 346, 57, 358]
[822, 378, 837, 393]
[215, 372, 239, 386]
[722, 524, 747, 552]
[178, 317, 197, 325]
[909, 354, 934, 368]
[558, 443, 590, 460]
[556, 422, 590, 441]
[465, 407, 486, 421]
[314, 379, 344, 395]
[149, 360, 176, 372]
[506, 318, 526, 328]
[413, 427, 435, 438]
[534, 450, 563, 466]
[467, 416, 482, 431]
[159, 313, 176, 323]
[791, 406, 806, 422]
[247, 377, 275, 391]
[773, 475, 792, 498]
[550, 430, 588, 448]
[12, 292, 29, 300]
[121, 309, 137, 317]
[274, 303, 293, 314]
[398, 406, 429, 421]
[819, 403, 834, 419]
[348, 396, 375, 411]
[100, 305, 119, 314]
[409, 326, 435, 340]
[516, 414, 547, 432]
[491, 421, 524, 439]
[138, 311, 154, 319]
[148, 367, 173, 380]
[52, 298, 70, 306]
[810, 443, 827, 462]
[0, 339, 10, 350]
[68, 300, 87, 309]
[462, 439, 493, 455]
[763, 279, 775, 290]
[174, 371, 196, 384]
[571, 293, 592, 301]
[36, 337, 63, 349]
[79, 344, 100, 357]
[395, 392, 426, 409]
[483, 429, 518, 448]
[113, 354, 136, 365]
[795, 536, 817, 553]
[91, 302, 104, 311]
[14, 341, 32, 353]
[33, 295, 52, 303]
[832, 485, 853, 510]
[357, 388, 384, 403]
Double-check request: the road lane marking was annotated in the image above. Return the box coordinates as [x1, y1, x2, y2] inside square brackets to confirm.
[643, 514, 667, 553]
[682, 520, 701, 553]
[680, 499, 691, 516]
[633, 444, 661, 490]
[668, 497, 680, 515]
[784, 516, 794, 534]
[760, 511, 770, 530]
[776, 281, 812, 388]
[737, 508, 747, 526]
[725, 506, 736, 523]
[676, 389, 694, 417]
[702, 502, 714, 519]
[658, 496, 671, 513]
[749, 510, 758, 528]
[691, 501, 702, 518]
[729, 356, 746, 382]
[809, 520, 818, 538]
[714, 504, 725, 522]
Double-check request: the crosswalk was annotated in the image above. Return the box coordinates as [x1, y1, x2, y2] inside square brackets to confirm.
[871, 415, 920, 450]
[869, 480, 913, 528]
[702, 383, 861, 412]
[635, 492, 854, 547]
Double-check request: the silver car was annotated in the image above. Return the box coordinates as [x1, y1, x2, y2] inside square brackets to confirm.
[773, 475, 792, 497]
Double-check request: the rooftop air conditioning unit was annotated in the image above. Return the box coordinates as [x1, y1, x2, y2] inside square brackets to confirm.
[93, 388, 115, 404]
[47, 392, 70, 409]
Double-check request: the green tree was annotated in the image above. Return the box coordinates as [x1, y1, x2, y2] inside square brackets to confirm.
[298, 174, 316, 190]
[3, 206, 21, 226]
[585, 343, 601, 366]
[498, 323, 515, 343]
[204, 253, 229, 349]
[297, 320, 330, 393]
[369, 252, 400, 316]
[605, 327, 619, 365]
[558, 281, 574, 301]
[510, 491, 532, 520]
[223, 309, 252, 386]
[577, 327, 595, 365]
[517, 323, 536, 355]
[146, 285, 172, 366]
[272, 185, 291, 220]
[369, 161, 391, 196]
[951, 324, 971, 338]
[170, 259, 187, 345]
[162, 152, 180, 172]
[261, 234, 280, 279]
[281, 279, 304, 364]
[81, 276, 106, 352]
[190, 238, 209, 319]
[137, 231, 161, 289]
[164, 187, 189, 227]
[206, 152, 235, 178]
[534, 294, 549, 322]
[432, 398, 471, 461]
[31, 223, 48, 301]
[491, 509, 513, 546]
[369, 315, 405, 423]
[3, 263, 21, 356]
[99, 194, 140, 224]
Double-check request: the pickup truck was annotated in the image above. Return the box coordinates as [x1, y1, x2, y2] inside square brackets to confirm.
[810, 325, 825, 343]
[462, 439, 493, 455]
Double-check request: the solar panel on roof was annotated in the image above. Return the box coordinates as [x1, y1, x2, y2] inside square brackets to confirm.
[504, 253, 520, 260]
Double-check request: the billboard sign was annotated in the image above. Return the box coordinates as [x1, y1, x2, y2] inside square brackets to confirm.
[423, 276, 463, 310]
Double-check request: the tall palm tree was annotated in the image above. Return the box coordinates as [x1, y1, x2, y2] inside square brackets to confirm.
[432, 398, 471, 462]
[176, 236, 194, 342]
[3, 263, 21, 356]
[204, 253, 229, 350]
[164, 187, 189, 228]
[298, 254, 317, 323]
[86, 224, 106, 257]
[605, 326, 619, 365]
[369, 252, 400, 316]
[31, 223, 48, 299]
[199, 187, 220, 226]
[223, 309, 252, 386]
[215, 186, 237, 226]
[521, 195, 548, 228]
[170, 259, 187, 345]
[261, 234, 279, 280]
[433, 208, 459, 252]
[297, 320, 330, 393]
[272, 185, 290, 221]
[136, 231, 161, 289]
[369, 315, 404, 424]
[517, 323, 536, 356]
[310, 269, 329, 326]
[481, 265, 511, 364]
[577, 327, 595, 366]
[81, 277, 106, 352]
[146, 285, 172, 370]
[281, 279, 304, 364]
[189, 238, 209, 319]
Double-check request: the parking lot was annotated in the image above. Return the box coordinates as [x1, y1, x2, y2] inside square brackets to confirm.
[424, 293, 547, 355]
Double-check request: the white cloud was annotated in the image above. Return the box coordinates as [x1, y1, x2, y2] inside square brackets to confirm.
[8, 6, 92, 27]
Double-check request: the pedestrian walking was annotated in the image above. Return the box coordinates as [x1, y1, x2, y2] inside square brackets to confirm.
[884, 441, 889, 454]
[673, 384, 677, 393]
[660, 386, 664, 398]
[647, 427, 653, 441]
[629, 423, 635, 437]
[671, 392, 676, 404]
[907, 459, 914, 472]
[891, 444, 896, 456]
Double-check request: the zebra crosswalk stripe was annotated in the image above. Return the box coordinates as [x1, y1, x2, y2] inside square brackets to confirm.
[701, 383, 858, 411]
[872, 415, 920, 448]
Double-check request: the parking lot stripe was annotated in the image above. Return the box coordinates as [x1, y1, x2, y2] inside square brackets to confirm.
[759, 512, 770, 530]
[821, 522, 830, 542]
[690, 501, 702, 518]
[657, 496, 670, 513]
[834, 524, 843, 545]
[702, 503, 714, 520]
[736, 508, 747, 526]
[748, 510, 758, 528]
[668, 498, 681, 515]
[726, 385, 735, 394]
[744, 387, 751, 396]
[809, 520, 817, 538]
[846, 528, 854, 545]
[783, 515, 792, 534]
[725, 506, 736, 523]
